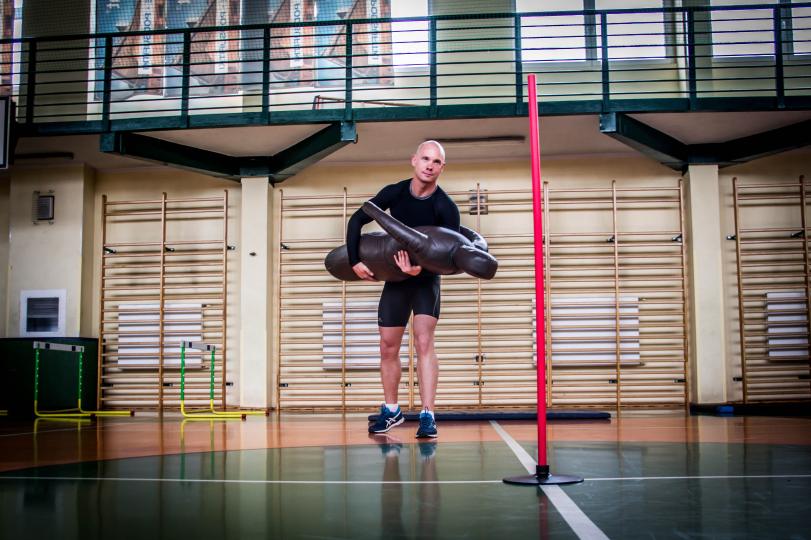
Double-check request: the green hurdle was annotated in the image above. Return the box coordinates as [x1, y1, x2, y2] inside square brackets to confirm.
[179, 418, 217, 480]
[180, 341, 245, 420]
[33, 341, 134, 418]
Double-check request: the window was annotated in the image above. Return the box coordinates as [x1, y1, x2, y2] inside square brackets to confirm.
[391, 0, 429, 67]
[518, 1, 670, 62]
[518, 0, 589, 62]
[596, 0, 669, 61]
[20, 289, 66, 337]
[711, 0, 777, 58]
[791, 0, 811, 55]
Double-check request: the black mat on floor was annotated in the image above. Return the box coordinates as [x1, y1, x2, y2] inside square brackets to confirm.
[690, 402, 811, 417]
[368, 410, 611, 422]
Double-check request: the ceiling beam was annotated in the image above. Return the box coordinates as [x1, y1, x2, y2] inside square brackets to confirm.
[601, 114, 811, 171]
[710, 119, 811, 164]
[101, 122, 357, 183]
[599, 112, 687, 170]
[100, 132, 241, 180]
[264, 121, 358, 183]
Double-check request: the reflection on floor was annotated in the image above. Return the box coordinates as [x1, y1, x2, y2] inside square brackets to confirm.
[1, 413, 810, 539]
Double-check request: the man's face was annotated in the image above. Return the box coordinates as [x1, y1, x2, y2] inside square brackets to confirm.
[411, 143, 445, 185]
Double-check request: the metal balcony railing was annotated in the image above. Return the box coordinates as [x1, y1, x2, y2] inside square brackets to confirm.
[0, 3, 809, 135]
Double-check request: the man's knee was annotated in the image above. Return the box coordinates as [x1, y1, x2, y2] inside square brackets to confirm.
[380, 333, 404, 357]
[413, 331, 435, 356]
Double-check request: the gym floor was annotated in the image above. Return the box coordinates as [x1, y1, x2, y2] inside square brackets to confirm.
[1, 413, 810, 539]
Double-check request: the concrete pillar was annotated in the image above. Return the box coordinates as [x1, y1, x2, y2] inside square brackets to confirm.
[80, 166, 96, 336]
[685, 164, 728, 404]
[239, 177, 272, 408]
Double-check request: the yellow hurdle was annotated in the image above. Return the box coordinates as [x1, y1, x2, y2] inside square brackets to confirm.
[33, 416, 90, 465]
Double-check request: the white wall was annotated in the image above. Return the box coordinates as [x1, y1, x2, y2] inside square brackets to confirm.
[6, 164, 90, 336]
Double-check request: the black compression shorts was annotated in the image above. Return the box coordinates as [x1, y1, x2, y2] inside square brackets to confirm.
[378, 276, 441, 327]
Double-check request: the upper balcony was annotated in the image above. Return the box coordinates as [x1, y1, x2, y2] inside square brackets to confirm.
[2, 2, 810, 137]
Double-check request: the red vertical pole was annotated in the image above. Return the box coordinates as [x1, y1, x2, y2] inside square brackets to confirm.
[528, 74, 547, 468]
[503, 75, 582, 487]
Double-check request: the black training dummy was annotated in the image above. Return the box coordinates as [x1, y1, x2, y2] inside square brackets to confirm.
[325, 201, 498, 282]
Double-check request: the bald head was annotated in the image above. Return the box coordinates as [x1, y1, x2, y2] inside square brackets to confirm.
[410, 139, 446, 193]
[417, 140, 446, 163]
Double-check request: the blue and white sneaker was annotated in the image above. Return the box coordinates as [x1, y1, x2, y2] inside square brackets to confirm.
[418, 441, 437, 459]
[368, 404, 404, 433]
[416, 411, 438, 438]
[370, 433, 403, 457]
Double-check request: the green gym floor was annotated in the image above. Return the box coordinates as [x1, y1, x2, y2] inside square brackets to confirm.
[1, 413, 810, 539]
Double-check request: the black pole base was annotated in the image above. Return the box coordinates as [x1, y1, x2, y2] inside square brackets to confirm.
[503, 465, 584, 486]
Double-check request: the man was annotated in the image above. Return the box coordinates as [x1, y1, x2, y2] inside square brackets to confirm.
[346, 140, 460, 438]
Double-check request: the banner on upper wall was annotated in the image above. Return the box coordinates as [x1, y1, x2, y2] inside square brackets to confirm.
[242, 0, 392, 91]
[165, 0, 242, 96]
[316, 0, 393, 87]
[95, 0, 167, 99]
[95, 0, 393, 101]
[241, 0, 317, 89]
[96, 0, 243, 100]
[0, 0, 21, 97]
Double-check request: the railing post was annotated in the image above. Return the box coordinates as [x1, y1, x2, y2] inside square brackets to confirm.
[585, 6, 598, 62]
[686, 8, 698, 110]
[514, 14, 524, 115]
[429, 18, 437, 116]
[345, 22, 352, 121]
[773, 6, 785, 109]
[102, 35, 113, 131]
[181, 30, 191, 124]
[262, 26, 270, 122]
[24, 40, 37, 124]
[600, 12, 609, 112]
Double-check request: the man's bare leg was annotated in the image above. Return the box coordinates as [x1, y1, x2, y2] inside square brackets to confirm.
[379, 326, 406, 404]
[413, 314, 439, 410]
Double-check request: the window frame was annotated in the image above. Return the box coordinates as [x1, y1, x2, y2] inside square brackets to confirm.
[517, 1, 680, 69]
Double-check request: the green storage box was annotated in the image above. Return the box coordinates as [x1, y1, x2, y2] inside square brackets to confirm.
[0, 338, 98, 418]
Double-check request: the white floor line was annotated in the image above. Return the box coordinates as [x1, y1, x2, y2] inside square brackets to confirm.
[4, 474, 806, 485]
[0, 476, 501, 485]
[588, 474, 811, 481]
[489, 421, 610, 540]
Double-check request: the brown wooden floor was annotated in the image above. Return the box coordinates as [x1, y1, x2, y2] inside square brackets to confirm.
[2, 412, 810, 473]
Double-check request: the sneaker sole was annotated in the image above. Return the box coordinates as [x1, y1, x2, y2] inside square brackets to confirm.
[416, 432, 438, 438]
[369, 416, 405, 433]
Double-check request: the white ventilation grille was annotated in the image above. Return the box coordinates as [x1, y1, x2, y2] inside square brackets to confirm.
[117, 303, 204, 366]
[766, 291, 809, 359]
[20, 289, 66, 337]
[322, 301, 409, 369]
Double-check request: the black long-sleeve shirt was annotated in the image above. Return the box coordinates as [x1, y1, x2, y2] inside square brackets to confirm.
[346, 179, 461, 269]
